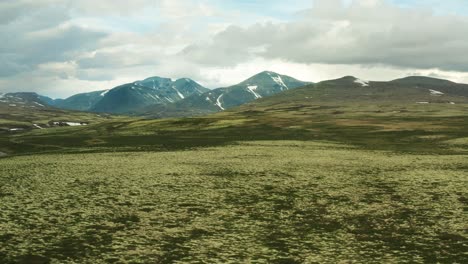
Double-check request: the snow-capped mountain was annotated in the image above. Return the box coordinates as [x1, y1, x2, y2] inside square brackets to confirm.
[90, 76, 208, 114]
[143, 71, 311, 117]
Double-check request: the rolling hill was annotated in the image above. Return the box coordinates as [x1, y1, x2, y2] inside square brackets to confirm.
[241, 75, 468, 108]
[1, 92, 54, 108]
[0, 92, 116, 134]
[53, 90, 108, 111]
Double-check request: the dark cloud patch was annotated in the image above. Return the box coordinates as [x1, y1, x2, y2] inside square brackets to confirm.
[1, 21, 107, 77]
[0, 0, 108, 79]
[23, 25, 107, 64]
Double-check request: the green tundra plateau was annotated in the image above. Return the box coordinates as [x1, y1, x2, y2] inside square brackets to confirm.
[0, 76, 467, 263]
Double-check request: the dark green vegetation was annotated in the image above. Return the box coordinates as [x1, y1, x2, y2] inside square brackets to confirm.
[0, 75, 467, 263]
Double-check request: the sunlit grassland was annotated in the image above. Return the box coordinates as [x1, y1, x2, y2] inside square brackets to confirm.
[0, 141, 466, 263]
[2, 102, 467, 156]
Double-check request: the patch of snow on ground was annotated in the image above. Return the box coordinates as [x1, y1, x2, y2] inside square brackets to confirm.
[33, 124, 43, 129]
[100, 90, 109, 96]
[205, 97, 211, 102]
[429, 89, 444, 95]
[9, 104, 16, 107]
[449, 102, 456, 105]
[247, 85, 261, 99]
[34, 102, 44, 107]
[0, 93, 4, 99]
[65, 122, 87, 126]
[416, 102, 429, 104]
[354, 78, 370, 87]
[215, 94, 225, 110]
[9, 128, 24, 131]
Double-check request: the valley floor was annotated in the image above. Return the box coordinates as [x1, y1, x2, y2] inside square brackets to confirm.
[0, 140, 466, 263]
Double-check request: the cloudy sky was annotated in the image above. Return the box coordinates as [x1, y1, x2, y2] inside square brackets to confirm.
[1, 0, 468, 98]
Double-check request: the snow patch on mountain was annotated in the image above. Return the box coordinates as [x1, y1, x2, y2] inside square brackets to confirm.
[429, 89, 444, 95]
[148, 94, 160, 101]
[354, 78, 370, 87]
[267, 72, 288, 90]
[100, 90, 109, 96]
[215, 94, 225, 110]
[247, 85, 262, 99]
[33, 124, 43, 129]
[173, 86, 185, 99]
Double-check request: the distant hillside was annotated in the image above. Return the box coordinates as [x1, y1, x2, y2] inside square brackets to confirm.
[391, 76, 468, 97]
[0, 92, 113, 134]
[238, 76, 468, 109]
[0, 92, 52, 108]
[54, 90, 108, 111]
[143, 71, 311, 117]
[90, 77, 208, 114]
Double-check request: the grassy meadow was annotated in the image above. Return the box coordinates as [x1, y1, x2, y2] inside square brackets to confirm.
[0, 141, 466, 263]
[0, 98, 467, 263]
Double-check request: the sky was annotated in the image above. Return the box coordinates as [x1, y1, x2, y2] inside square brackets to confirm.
[1, 0, 468, 98]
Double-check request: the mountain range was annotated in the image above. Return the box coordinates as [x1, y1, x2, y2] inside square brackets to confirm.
[141, 71, 311, 117]
[3, 71, 309, 116]
[2, 72, 468, 120]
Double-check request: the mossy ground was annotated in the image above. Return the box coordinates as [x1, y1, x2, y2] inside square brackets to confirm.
[0, 141, 466, 263]
[0, 100, 467, 263]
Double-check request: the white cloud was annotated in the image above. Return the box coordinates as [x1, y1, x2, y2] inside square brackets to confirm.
[183, 0, 468, 72]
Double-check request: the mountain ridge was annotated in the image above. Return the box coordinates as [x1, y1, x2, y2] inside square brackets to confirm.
[142, 71, 311, 117]
[3, 74, 467, 117]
